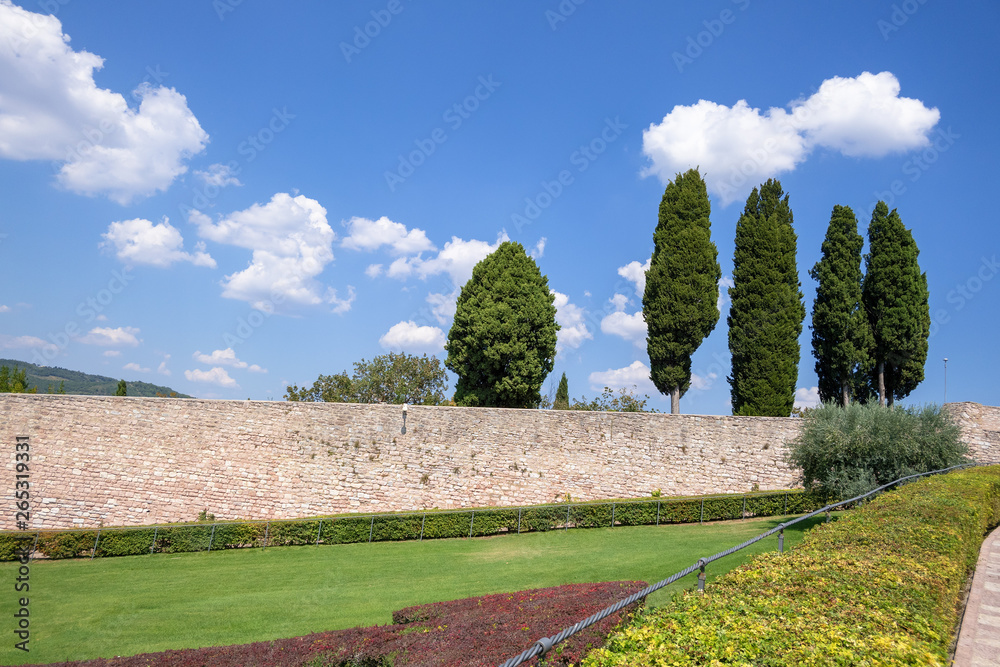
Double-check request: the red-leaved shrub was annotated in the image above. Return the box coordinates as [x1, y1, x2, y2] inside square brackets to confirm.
[29, 580, 646, 667]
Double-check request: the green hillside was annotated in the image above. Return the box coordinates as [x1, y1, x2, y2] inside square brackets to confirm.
[0, 358, 190, 397]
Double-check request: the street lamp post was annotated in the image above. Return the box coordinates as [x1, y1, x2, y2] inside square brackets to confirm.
[943, 358, 948, 405]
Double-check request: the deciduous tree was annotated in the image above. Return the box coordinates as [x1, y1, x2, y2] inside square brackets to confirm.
[285, 352, 447, 405]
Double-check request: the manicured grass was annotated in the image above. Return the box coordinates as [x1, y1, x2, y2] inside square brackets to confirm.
[0, 513, 831, 666]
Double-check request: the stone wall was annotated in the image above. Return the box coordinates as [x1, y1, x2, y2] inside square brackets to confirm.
[1, 395, 997, 531]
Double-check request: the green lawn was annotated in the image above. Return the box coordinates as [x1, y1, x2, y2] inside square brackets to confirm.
[0, 514, 832, 665]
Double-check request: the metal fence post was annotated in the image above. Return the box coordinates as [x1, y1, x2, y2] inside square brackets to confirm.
[419, 514, 425, 541]
[742, 495, 747, 520]
[700, 499, 704, 525]
[566, 503, 570, 530]
[778, 526, 785, 554]
[517, 508, 522, 535]
[469, 511, 475, 539]
[784, 491, 788, 514]
[150, 526, 157, 554]
[207, 524, 216, 552]
[90, 529, 101, 560]
[368, 515, 375, 543]
[697, 559, 707, 592]
[826, 509, 831, 523]
[656, 500, 660, 526]
[262, 521, 270, 551]
[316, 519, 323, 546]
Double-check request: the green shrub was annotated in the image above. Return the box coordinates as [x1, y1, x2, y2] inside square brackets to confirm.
[788, 401, 969, 499]
[583, 465, 1000, 667]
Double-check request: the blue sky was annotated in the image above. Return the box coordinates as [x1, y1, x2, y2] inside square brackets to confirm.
[1, 0, 997, 413]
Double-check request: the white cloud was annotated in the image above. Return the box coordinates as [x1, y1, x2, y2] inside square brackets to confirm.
[101, 217, 216, 268]
[588, 360, 657, 395]
[530, 237, 547, 259]
[718, 276, 735, 310]
[379, 320, 447, 353]
[0, 2, 208, 203]
[690, 372, 718, 391]
[194, 163, 242, 188]
[0, 334, 47, 349]
[123, 362, 149, 373]
[365, 264, 383, 278]
[601, 309, 647, 345]
[191, 193, 338, 308]
[157, 354, 171, 376]
[79, 326, 141, 347]
[426, 289, 459, 325]
[551, 290, 591, 352]
[642, 71, 939, 206]
[794, 386, 821, 410]
[184, 366, 238, 388]
[327, 286, 356, 315]
[192, 348, 267, 373]
[618, 259, 650, 297]
[0, 305, 9, 313]
[386, 233, 509, 286]
[103, 350, 121, 358]
[341, 216, 435, 255]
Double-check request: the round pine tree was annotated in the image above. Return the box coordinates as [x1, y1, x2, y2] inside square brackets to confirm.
[861, 201, 930, 406]
[445, 241, 559, 408]
[643, 168, 721, 414]
[727, 179, 805, 416]
[809, 205, 873, 406]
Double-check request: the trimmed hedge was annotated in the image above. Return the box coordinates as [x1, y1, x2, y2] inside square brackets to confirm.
[0, 489, 828, 561]
[582, 465, 1000, 667]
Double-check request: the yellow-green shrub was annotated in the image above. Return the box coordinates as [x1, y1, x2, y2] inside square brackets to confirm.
[583, 465, 1000, 667]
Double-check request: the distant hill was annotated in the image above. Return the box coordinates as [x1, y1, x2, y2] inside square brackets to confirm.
[0, 358, 191, 397]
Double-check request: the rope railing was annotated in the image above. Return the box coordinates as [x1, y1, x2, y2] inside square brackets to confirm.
[496, 463, 978, 667]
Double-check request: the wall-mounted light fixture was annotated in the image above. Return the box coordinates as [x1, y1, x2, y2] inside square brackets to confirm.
[401, 403, 408, 434]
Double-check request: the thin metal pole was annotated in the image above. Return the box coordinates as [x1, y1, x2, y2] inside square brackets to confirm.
[150, 527, 157, 554]
[419, 514, 425, 541]
[700, 499, 704, 525]
[611, 502, 616, 527]
[262, 521, 270, 551]
[517, 508, 522, 535]
[469, 511, 475, 539]
[778, 527, 784, 554]
[368, 515, 375, 543]
[742, 495, 747, 520]
[698, 561, 706, 592]
[826, 509, 831, 523]
[207, 524, 216, 552]
[91, 529, 101, 559]
[316, 519, 323, 546]
[784, 491, 788, 514]
[656, 500, 660, 526]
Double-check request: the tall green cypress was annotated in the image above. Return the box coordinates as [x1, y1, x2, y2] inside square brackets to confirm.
[643, 168, 721, 414]
[445, 241, 559, 408]
[809, 205, 873, 406]
[727, 179, 805, 416]
[861, 202, 930, 406]
[554, 372, 570, 410]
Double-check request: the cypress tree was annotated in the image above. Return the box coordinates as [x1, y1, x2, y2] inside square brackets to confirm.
[809, 205, 873, 406]
[115, 379, 127, 396]
[643, 168, 721, 414]
[727, 179, 805, 416]
[554, 372, 570, 410]
[445, 241, 559, 408]
[861, 202, 930, 406]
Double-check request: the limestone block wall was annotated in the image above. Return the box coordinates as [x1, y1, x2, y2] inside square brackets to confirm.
[0, 395, 996, 531]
